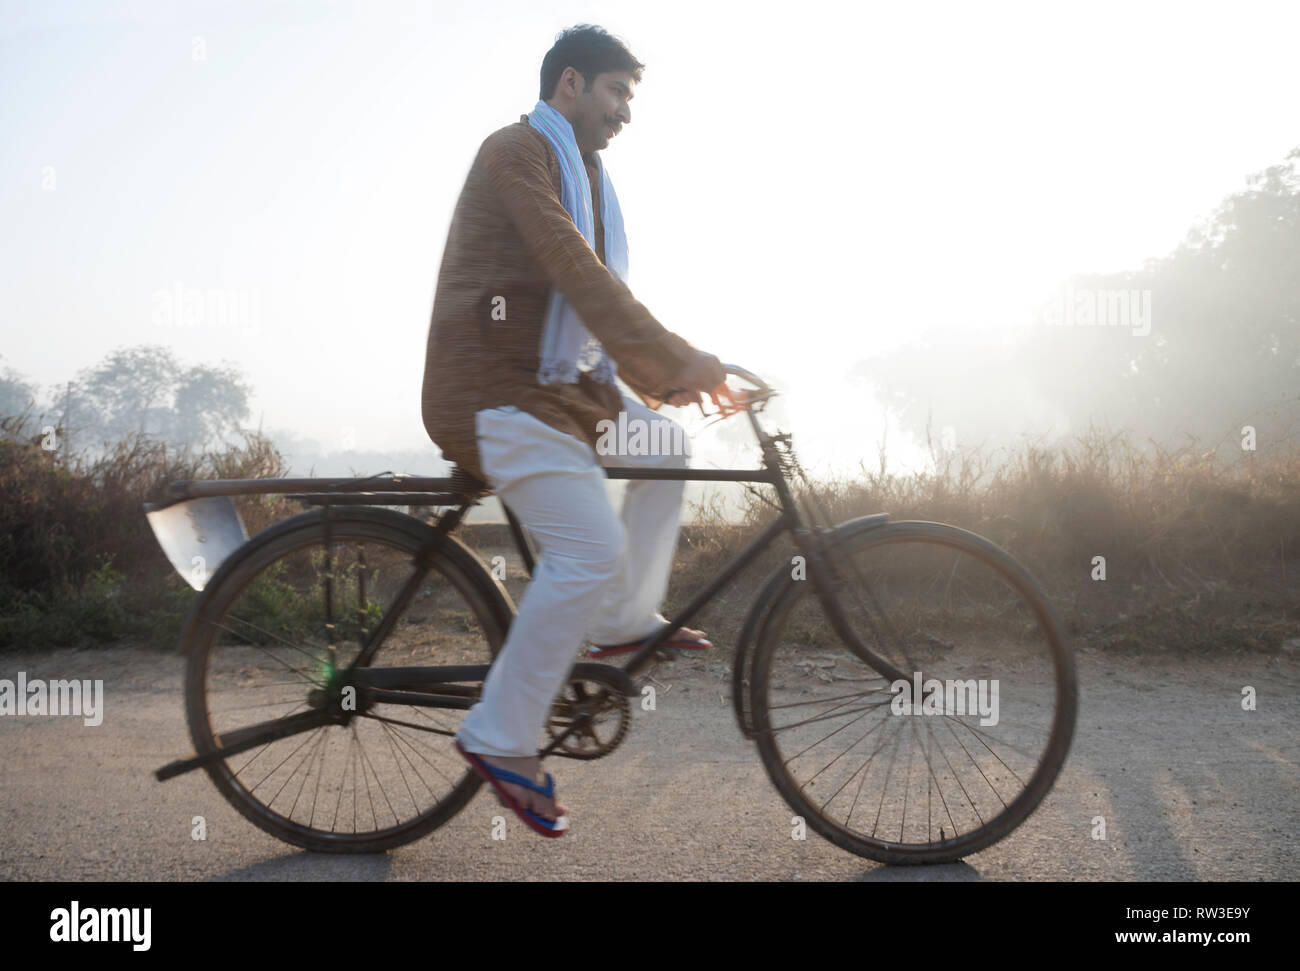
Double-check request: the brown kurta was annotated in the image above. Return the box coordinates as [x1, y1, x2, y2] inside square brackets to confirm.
[421, 114, 698, 482]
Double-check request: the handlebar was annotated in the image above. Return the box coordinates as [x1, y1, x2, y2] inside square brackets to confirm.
[696, 364, 779, 421]
[721, 363, 774, 394]
[660, 364, 777, 420]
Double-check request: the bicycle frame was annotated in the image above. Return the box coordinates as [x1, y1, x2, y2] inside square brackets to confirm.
[340, 381, 907, 685]
[150, 365, 908, 779]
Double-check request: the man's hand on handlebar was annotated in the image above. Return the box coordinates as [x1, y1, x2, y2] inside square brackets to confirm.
[665, 351, 730, 411]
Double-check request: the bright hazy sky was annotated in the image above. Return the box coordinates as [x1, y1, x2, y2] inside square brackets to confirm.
[3, 0, 1298, 478]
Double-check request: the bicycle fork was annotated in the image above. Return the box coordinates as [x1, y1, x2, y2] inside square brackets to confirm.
[791, 523, 918, 694]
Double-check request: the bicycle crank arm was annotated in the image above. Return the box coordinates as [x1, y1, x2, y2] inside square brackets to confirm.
[154, 709, 334, 781]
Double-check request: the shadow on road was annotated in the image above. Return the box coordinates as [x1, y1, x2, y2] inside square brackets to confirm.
[212, 851, 394, 882]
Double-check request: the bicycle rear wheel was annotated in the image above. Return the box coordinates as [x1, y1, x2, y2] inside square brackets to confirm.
[750, 520, 1076, 864]
[182, 506, 512, 853]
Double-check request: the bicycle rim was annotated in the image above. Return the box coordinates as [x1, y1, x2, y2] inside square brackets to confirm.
[184, 509, 508, 853]
[751, 520, 1077, 864]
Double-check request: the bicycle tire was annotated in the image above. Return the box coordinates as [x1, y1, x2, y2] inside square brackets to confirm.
[182, 506, 513, 853]
[750, 519, 1077, 865]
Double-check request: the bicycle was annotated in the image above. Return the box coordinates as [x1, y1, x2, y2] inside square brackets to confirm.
[146, 365, 1077, 865]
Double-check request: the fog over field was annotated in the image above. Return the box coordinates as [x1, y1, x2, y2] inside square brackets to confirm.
[3, 0, 1297, 514]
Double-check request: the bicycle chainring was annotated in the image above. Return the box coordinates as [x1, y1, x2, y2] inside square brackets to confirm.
[543, 670, 631, 760]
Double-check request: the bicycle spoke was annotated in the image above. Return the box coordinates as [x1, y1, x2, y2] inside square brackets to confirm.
[383, 721, 458, 789]
[766, 696, 895, 734]
[308, 730, 329, 829]
[942, 716, 1016, 808]
[919, 718, 960, 841]
[357, 709, 457, 739]
[931, 720, 985, 828]
[228, 701, 309, 776]
[870, 726, 907, 840]
[211, 695, 309, 715]
[354, 722, 399, 827]
[377, 720, 423, 817]
[900, 724, 918, 842]
[939, 709, 1043, 767]
[785, 700, 889, 771]
[287, 728, 332, 821]
[210, 617, 331, 678]
[812, 715, 896, 813]
[764, 685, 890, 712]
[249, 723, 325, 799]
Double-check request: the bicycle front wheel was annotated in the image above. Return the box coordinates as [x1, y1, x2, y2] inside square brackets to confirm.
[182, 506, 512, 853]
[750, 520, 1077, 865]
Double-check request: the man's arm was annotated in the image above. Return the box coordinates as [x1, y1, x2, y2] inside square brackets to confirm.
[621, 371, 668, 411]
[478, 127, 698, 397]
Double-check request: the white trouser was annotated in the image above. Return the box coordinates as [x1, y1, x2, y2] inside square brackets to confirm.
[455, 393, 689, 757]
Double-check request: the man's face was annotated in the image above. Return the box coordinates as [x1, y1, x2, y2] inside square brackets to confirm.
[566, 69, 634, 154]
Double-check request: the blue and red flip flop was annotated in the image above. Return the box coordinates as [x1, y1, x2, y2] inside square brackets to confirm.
[587, 630, 714, 658]
[455, 740, 569, 838]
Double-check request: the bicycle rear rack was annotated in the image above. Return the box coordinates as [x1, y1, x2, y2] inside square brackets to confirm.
[142, 471, 489, 589]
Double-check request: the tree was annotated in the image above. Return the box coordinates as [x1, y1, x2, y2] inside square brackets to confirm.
[171, 362, 254, 447]
[855, 146, 1300, 457]
[69, 345, 252, 451]
[0, 363, 38, 423]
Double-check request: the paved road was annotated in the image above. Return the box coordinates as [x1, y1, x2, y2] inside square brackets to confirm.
[1, 643, 1296, 881]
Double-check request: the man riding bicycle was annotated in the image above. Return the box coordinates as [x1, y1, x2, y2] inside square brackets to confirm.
[420, 24, 729, 836]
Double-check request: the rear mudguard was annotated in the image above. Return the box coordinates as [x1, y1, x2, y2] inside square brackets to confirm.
[730, 513, 890, 740]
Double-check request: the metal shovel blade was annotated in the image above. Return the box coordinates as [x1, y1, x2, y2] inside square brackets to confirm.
[144, 496, 249, 590]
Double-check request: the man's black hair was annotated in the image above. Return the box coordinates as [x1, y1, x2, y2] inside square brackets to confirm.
[539, 24, 645, 102]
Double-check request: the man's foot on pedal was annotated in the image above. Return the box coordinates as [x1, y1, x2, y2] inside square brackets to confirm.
[588, 626, 713, 658]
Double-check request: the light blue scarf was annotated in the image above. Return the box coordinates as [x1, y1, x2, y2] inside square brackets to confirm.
[526, 99, 628, 386]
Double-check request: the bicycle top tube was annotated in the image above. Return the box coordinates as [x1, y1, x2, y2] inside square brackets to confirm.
[151, 366, 786, 507]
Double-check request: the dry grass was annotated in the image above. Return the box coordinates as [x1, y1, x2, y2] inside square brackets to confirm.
[662, 425, 1300, 656]
[1, 411, 294, 650]
[3, 408, 1296, 656]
